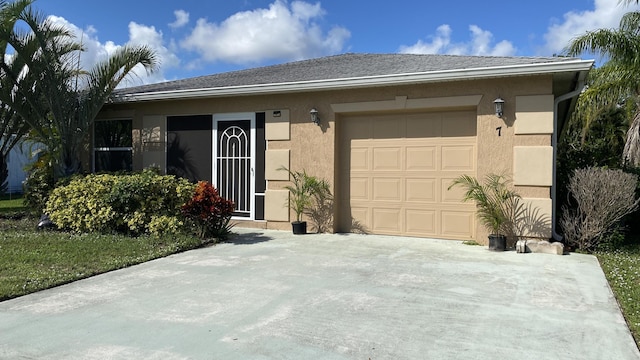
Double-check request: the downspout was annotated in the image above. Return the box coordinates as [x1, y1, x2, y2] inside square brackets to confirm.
[552, 77, 586, 241]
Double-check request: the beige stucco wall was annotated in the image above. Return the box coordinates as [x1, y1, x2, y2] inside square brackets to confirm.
[98, 75, 556, 239]
[514, 95, 554, 134]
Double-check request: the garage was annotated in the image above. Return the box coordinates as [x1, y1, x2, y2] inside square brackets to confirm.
[338, 110, 478, 239]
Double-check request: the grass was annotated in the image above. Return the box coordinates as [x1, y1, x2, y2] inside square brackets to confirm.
[0, 194, 26, 213]
[462, 240, 481, 246]
[596, 245, 640, 346]
[0, 214, 206, 301]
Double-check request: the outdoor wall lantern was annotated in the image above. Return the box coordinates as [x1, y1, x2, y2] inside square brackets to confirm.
[310, 108, 320, 126]
[494, 97, 505, 118]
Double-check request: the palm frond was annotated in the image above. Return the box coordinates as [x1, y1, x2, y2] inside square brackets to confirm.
[449, 174, 520, 235]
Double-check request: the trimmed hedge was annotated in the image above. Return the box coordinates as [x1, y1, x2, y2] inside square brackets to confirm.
[46, 169, 194, 235]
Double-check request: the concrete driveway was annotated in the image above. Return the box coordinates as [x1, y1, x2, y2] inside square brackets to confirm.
[0, 228, 638, 359]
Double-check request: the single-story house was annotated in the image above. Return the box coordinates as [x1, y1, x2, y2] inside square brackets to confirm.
[96, 53, 593, 243]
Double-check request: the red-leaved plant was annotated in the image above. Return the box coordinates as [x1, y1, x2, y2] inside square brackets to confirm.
[181, 181, 235, 240]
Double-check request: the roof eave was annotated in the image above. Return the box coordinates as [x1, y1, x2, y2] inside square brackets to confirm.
[113, 59, 594, 103]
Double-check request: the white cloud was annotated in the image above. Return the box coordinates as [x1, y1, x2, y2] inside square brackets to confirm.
[542, 0, 640, 56]
[399, 24, 516, 56]
[47, 16, 113, 70]
[169, 10, 189, 29]
[124, 22, 180, 85]
[180, 0, 350, 65]
[45, 15, 179, 86]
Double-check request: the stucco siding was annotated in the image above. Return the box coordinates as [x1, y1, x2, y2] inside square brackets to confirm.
[99, 75, 556, 242]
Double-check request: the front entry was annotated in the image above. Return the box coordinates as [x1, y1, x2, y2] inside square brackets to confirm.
[214, 114, 255, 219]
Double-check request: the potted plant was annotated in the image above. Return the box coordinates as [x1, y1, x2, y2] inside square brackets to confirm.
[448, 174, 520, 251]
[279, 167, 315, 234]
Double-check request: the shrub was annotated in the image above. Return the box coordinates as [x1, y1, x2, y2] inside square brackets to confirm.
[148, 215, 184, 237]
[23, 157, 55, 214]
[561, 167, 640, 252]
[46, 169, 194, 235]
[181, 181, 234, 240]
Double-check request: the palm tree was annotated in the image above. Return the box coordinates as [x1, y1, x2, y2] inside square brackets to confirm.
[565, 10, 640, 166]
[0, 0, 33, 192]
[0, 1, 158, 178]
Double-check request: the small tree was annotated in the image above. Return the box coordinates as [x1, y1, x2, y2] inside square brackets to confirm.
[561, 167, 639, 252]
[448, 174, 520, 236]
[0, 1, 158, 179]
[279, 167, 314, 223]
[305, 176, 333, 233]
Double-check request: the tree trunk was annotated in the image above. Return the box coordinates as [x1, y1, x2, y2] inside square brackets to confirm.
[623, 111, 640, 167]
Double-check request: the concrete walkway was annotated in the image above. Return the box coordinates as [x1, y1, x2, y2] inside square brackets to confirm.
[0, 228, 638, 359]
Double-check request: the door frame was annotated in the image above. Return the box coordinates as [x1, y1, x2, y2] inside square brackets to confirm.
[213, 112, 256, 220]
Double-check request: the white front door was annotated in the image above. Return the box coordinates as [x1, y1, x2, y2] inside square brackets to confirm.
[214, 113, 256, 219]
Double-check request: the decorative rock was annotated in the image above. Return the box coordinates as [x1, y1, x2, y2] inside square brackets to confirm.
[37, 214, 54, 230]
[515, 239, 564, 255]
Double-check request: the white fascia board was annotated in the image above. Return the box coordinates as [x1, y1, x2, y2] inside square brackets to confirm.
[117, 59, 594, 103]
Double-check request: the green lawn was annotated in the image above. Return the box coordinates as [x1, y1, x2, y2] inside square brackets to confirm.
[0, 214, 206, 301]
[0, 195, 26, 214]
[596, 246, 640, 346]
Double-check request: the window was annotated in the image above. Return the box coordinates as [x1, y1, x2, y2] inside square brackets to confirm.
[93, 119, 133, 172]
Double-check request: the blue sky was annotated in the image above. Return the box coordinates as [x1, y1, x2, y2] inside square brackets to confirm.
[32, 0, 640, 86]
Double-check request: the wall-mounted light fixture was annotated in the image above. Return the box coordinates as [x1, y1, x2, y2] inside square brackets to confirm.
[310, 108, 320, 126]
[494, 97, 505, 118]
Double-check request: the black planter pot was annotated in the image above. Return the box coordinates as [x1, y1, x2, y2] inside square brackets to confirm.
[488, 234, 506, 251]
[292, 221, 307, 235]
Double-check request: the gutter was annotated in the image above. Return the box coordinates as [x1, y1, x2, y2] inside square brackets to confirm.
[552, 72, 589, 241]
[115, 59, 594, 103]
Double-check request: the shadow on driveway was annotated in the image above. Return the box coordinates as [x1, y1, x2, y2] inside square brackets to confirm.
[226, 231, 274, 245]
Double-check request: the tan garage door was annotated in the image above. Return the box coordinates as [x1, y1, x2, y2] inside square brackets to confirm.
[339, 111, 477, 239]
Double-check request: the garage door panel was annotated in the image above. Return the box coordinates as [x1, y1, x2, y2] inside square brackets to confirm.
[372, 208, 401, 232]
[341, 111, 477, 240]
[406, 209, 436, 235]
[351, 148, 369, 170]
[373, 178, 402, 201]
[441, 178, 467, 203]
[406, 146, 436, 171]
[406, 178, 436, 202]
[373, 147, 402, 171]
[351, 178, 369, 200]
[441, 211, 475, 238]
[351, 207, 370, 229]
[441, 145, 475, 171]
